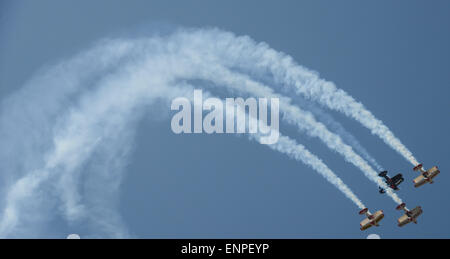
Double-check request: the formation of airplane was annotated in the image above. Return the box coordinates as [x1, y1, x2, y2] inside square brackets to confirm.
[359, 163, 440, 231]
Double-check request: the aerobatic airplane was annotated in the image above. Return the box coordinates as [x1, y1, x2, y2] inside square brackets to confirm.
[378, 170, 404, 194]
[359, 208, 384, 231]
[412, 164, 440, 188]
[396, 203, 423, 227]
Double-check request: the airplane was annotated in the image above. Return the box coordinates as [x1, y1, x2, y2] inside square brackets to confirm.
[359, 208, 384, 231]
[378, 170, 404, 194]
[396, 203, 423, 227]
[412, 164, 440, 188]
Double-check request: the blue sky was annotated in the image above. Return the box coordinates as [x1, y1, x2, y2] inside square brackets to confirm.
[0, 1, 449, 238]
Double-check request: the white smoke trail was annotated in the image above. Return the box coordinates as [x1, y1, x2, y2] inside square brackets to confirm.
[115, 30, 390, 191]
[134, 31, 393, 201]
[125, 32, 399, 204]
[260, 135, 366, 210]
[192, 89, 366, 209]
[186, 89, 365, 210]
[282, 75, 419, 166]
[0, 74, 365, 237]
[184, 66, 400, 203]
[0, 60, 194, 237]
[0, 40, 138, 237]
[226, 99, 366, 210]
[0, 28, 382, 237]
[188, 29, 418, 166]
[299, 101, 384, 171]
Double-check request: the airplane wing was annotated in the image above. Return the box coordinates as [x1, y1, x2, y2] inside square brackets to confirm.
[360, 218, 373, 231]
[410, 207, 423, 218]
[414, 166, 440, 187]
[427, 166, 440, 180]
[397, 214, 410, 227]
[373, 211, 384, 224]
[413, 174, 428, 188]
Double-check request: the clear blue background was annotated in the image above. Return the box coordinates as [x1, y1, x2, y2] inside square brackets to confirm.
[1, 0, 449, 238]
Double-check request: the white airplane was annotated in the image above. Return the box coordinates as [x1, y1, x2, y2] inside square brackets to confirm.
[359, 208, 384, 231]
[412, 164, 440, 188]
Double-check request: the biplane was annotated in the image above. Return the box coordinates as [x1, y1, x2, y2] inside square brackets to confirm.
[396, 203, 423, 227]
[359, 208, 384, 231]
[412, 164, 440, 188]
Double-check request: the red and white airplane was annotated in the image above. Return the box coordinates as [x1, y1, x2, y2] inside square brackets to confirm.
[359, 208, 384, 231]
[412, 164, 440, 188]
[396, 203, 423, 227]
